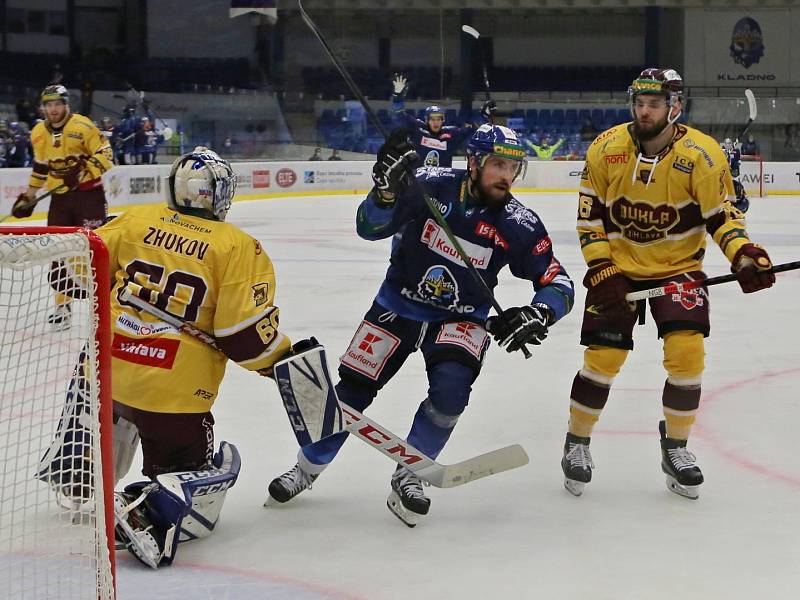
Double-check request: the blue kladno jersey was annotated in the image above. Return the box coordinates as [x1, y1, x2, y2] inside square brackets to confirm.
[357, 167, 575, 323]
[390, 98, 475, 168]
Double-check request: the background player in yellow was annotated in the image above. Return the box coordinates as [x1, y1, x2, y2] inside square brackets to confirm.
[561, 68, 776, 500]
[12, 84, 113, 330]
[96, 147, 293, 568]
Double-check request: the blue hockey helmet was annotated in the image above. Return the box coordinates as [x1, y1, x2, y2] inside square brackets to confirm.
[466, 124, 527, 180]
[424, 105, 445, 123]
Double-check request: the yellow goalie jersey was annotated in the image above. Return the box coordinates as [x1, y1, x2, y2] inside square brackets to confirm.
[29, 113, 113, 192]
[577, 122, 750, 280]
[97, 204, 292, 414]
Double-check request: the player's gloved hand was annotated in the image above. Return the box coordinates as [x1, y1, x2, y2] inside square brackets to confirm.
[11, 192, 35, 219]
[51, 159, 86, 190]
[583, 260, 634, 317]
[258, 337, 322, 378]
[731, 243, 775, 293]
[481, 99, 497, 121]
[372, 129, 420, 204]
[485, 304, 553, 353]
[391, 73, 408, 97]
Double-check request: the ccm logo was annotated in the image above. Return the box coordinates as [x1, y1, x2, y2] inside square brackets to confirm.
[341, 407, 424, 465]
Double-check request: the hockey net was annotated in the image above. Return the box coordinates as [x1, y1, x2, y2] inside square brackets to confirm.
[0, 227, 115, 599]
[740, 154, 766, 198]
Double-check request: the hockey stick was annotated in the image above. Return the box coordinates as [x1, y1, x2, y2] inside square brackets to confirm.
[0, 184, 70, 223]
[461, 25, 494, 124]
[624, 260, 800, 302]
[737, 89, 757, 141]
[298, 0, 530, 358]
[118, 288, 530, 488]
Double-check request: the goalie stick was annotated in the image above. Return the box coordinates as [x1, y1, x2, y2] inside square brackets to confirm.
[737, 88, 757, 141]
[297, 0, 530, 358]
[118, 288, 530, 488]
[623, 260, 800, 302]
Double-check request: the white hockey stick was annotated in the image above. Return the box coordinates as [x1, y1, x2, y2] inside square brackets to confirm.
[737, 88, 757, 140]
[118, 288, 530, 488]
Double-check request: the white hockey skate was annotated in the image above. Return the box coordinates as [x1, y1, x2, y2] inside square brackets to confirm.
[659, 421, 704, 500]
[387, 467, 430, 528]
[47, 304, 71, 332]
[114, 485, 167, 569]
[561, 432, 594, 497]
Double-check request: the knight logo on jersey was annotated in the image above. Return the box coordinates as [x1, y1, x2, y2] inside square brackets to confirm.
[417, 265, 460, 309]
[610, 198, 679, 244]
[341, 322, 400, 380]
[436, 321, 488, 359]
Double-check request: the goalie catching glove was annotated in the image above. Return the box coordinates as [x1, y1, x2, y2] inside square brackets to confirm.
[732, 243, 775, 293]
[372, 129, 420, 204]
[486, 304, 553, 353]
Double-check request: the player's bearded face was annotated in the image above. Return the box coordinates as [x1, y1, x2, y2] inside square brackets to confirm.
[43, 100, 68, 124]
[632, 95, 671, 142]
[473, 156, 518, 205]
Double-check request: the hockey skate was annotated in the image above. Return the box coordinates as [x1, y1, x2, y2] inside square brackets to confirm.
[266, 463, 318, 505]
[387, 466, 430, 528]
[561, 432, 594, 497]
[114, 485, 166, 569]
[47, 304, 71, 331]
[659, 421, 704, 500]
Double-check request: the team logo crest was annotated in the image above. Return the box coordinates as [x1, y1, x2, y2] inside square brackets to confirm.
[252, 282, 270, 307]
[610, 198, 679, 244]
[730, 17, 764, 69]
[417, 265, 459, 309]
[424, 150, 440, 167]
[672, 290, 705, 310]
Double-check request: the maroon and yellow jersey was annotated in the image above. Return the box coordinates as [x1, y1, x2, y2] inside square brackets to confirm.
[97, 205, 291, 413]
[29, 113, 113, 192]
[577, 122, 750, 280]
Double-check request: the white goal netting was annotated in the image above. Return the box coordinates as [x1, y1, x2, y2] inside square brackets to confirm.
[0, 229, 114, 600]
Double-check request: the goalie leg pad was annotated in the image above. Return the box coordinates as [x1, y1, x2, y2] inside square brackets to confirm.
[118, 442, 241, 567]
[273, 339, 344, 447]
[113, 414, 140, 484]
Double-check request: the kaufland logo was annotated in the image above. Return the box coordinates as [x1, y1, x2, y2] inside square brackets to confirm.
[420, 219, 492, 269]
[436, 321, 488, 359]
[358, 332, 382, 354]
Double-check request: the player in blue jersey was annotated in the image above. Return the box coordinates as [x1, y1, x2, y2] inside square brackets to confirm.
[268, 124, 574, 527]
[722, 137, 750, 213]
[388, 73, 496, 168]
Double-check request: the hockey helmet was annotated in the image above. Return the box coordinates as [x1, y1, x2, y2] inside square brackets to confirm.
[424, 105, 445, 123]
[41, 84, 69, 106]
[628, 67, 683, 124]
[466, 123, 527, 180]
[167, 147, 237, 221]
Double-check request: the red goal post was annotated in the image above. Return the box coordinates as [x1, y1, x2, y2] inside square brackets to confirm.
[740, 154, 766, 198]
[0, 226, 115, 599]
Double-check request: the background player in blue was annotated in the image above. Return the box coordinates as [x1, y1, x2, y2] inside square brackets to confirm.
[389, 73, 496, 168]
[268, 124, 574, 527]
[722, 137, 750, 213]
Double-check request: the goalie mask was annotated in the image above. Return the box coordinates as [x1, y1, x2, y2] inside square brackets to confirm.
[167, 147, 237, 221]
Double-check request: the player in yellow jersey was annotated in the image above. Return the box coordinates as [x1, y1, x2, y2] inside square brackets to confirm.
[12, 84, 113, 330]
[95, 147, 295, 568]
[561, 68, 775, 500]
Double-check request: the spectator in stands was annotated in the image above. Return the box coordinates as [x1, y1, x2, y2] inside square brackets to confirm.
[16, 98, 38, 129]
[6, 122, 31, 168]
[740, 134, 759, 156]
[785, 124, 800, 156]
[309, 147, 323, 161]
[580, 117, 599, 142]
[525, 135, 565, 160]
[328, 149, 342, 161]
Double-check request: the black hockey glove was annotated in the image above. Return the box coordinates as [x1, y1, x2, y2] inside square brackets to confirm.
[485, 304, 553, 353]
[372, 129, 420, 203]
[481, 99, 497, 121]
